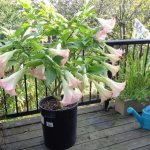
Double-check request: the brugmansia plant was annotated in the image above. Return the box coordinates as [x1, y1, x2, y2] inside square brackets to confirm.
[0, 0, 126, 107]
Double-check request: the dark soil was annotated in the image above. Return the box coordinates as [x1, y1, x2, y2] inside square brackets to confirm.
[42, 99, 62, 110]
[40, 98, 76, 111]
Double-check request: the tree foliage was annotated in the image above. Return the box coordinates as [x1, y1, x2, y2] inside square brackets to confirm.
[0, 0, 150, 39]
[0, 0, 26, 29]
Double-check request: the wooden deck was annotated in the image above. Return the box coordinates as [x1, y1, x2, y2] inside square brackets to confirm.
[0, 104, 150, 150]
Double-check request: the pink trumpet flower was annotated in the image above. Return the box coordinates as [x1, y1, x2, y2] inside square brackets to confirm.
[83, 73, 89, 88]
[30, 65, 46, 80]
[0, 50, 16, 77]
[96, 28, 108, 41]
[0, 68, 26, 96]
[75, 72, 88, 91]
[102, 76, 126, 98]
[106, 45, 124, 58]
[94, 81, 113, 103]
[61, 77, 82, 106]
[98, 18, 116, 33]
[102, 62, 120, 76]
[65, 71, 82, 88]
[49, 48, 70, 65]
[103, 53, 120, 65]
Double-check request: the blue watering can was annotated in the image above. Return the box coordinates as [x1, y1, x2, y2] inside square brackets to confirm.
[127, 105, 150, 130]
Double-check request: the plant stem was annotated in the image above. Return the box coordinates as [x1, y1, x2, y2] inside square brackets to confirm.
[43, 81, 61, 100]
[66, 31, 75, 41]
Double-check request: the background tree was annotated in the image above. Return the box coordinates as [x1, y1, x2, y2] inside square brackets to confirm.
[0, 0, 25, 29]
[0, 0, 149, 39]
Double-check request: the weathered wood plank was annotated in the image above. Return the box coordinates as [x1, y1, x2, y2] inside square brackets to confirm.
[0, 124, 4, 145]
[3, 123, 42, 137]
[12, 109, 114, 128]
[78, 109, 115, 122]
[76, 122, 139, 145]
[2, 110, 117, 137]
[78, 103, 104, 115]
[0, 131, 4, 145]
[1, 116, 40, 129]
[77, 116, 135, 135]
[1, 136, 43, 150]
[1, 108, 149, 150]
[78, 113, 124, 128]
[135, 145, 150, 150]
[2, 115, 133, 144]
[0, 123, 3, 135]
[0, 104, 107, 129]
[1, 121, 139, 149]
[24, 144, 50, 150]
[70, 129, 150, 150]
[25, 129, 150, 150]
[4, 129, 42, 144]
[99, 135, 150, 150]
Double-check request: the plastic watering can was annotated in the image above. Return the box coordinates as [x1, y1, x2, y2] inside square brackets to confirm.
[127, 105, 150, 130]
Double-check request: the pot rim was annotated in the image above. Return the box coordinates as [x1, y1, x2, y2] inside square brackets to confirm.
[39, 96, 78, 112]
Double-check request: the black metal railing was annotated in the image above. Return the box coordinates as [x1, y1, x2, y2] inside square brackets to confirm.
[0, 39, 150, 119]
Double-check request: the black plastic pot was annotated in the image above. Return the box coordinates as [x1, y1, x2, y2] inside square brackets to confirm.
[39, 96, 78, 150]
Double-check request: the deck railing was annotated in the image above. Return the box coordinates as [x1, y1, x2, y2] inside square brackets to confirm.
[0, 39, 150, 119]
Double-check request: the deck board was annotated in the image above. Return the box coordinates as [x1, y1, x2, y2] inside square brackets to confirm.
[135, 145, 150, 150]
[0, 105, 150, 150]
[100, 135, 150, 150]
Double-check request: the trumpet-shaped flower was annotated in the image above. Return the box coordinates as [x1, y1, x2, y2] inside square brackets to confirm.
[94, 81, 112, 103]
[65, 70, 81, 88]
[83, 73, 89, 88]
[0, 68, 26, 96]
[103, 53, 120, 65]
[0, 50, 16, 77]
[30, 65, 46, 80]
[61, 77, 82, 106]
[98, 18, 116, 33]
[106, 45, 124, 58]
[49, 48, 70, 65]
[75, 72, 88, 91]
[96, 29, 108, 41]
[82, 66, 90, 89]
[102, 62, 120, 76]
[102, 76, 126, 97]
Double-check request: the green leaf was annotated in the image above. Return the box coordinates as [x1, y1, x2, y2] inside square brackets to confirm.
[0, 43, 13, 52]
[29, 40, 43, 51]
[61, 29, 72, 41]
[43, 26, 58, 36]
[18, 0, 31, 10]
[25, 60, 43, 67]
[84, 6, 95, 16]
[53, 56, 63, 65]
[15, 23, 30, 37]
[32, 51, 45, 59]
[67, 41, 85, 49]
[45, 67, 57, 85]
[82, 37, 90, 46]
[87, 64, 106, 75]
[73, 60, 84, 65]
[79, 24, 87, 33]
[7, 60, 18, 68]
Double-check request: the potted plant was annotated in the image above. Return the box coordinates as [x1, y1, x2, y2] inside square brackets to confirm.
[115, 50, 150, 115]
[0, 0, 125, 149]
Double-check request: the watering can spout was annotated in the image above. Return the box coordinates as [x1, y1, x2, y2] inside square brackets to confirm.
[127, 107, 143, 127]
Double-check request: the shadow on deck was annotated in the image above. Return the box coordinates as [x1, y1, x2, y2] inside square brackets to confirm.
[0, 104, 150, 150]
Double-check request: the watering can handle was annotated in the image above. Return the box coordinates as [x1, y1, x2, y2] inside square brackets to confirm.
[127, 107, 134, 114]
